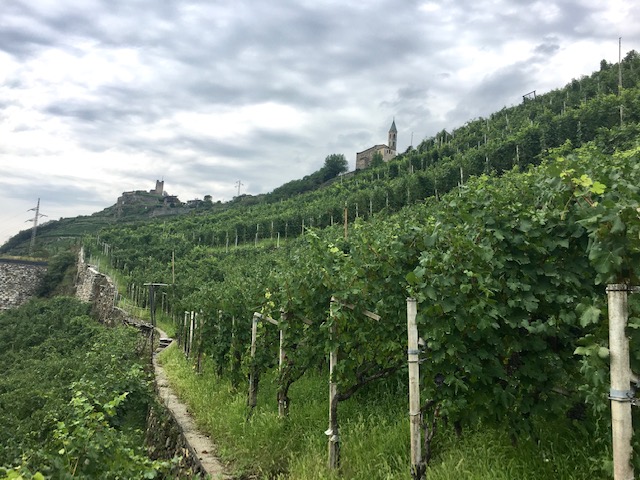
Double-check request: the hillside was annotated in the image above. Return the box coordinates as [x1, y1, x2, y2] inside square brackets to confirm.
[3, 51, 639, 260]
[4, 51, 640, 478]
[68, 52, 640, 478]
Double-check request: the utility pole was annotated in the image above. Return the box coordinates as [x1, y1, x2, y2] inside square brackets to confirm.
[235, 180, 244, 197]
[27, 198, 47, 256]
[619, 37, 624, 126]
[619, 37, 623, 94]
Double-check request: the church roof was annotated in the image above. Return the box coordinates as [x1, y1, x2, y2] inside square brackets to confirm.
[389, 119, 397, 132]
[356, 144, 388, 155]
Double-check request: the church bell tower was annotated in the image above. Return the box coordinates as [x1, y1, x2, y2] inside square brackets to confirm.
[388, 119, 397, 152]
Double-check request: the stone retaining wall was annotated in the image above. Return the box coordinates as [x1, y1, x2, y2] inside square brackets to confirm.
[76, 248, 124, 326]
[0, 259, 48, 310]
[145, 398, 209, 479]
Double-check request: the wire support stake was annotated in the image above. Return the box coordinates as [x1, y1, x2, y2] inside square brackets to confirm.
[606, 284, 640, 294]
[609, 388, 636, 403]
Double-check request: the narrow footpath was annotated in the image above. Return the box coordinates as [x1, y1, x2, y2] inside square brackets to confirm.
[153, 330, 230, 479]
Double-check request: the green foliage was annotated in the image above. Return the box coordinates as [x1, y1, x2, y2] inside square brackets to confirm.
[370, 151, 384, 168]
[322, 153, 349, 181]
[270, 153, 348, 200]
[36, 250, 77, 297]
[44, 389, 169, 479]
[0, 297, 168, 478]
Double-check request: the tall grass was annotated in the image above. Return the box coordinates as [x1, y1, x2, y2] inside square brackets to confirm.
[158, 344, 603, 479]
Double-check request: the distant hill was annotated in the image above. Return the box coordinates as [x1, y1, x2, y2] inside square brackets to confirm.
[3, 50, 639, 257]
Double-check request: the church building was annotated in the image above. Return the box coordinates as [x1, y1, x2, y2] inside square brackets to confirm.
[355, 120, 397, 170]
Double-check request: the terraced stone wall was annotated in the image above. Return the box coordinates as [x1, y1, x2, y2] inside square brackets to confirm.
[76, 248, 123, 326]
[0, 259, 47, 310]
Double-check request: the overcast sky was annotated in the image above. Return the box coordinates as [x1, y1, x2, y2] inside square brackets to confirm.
[1, 0, 638, 246]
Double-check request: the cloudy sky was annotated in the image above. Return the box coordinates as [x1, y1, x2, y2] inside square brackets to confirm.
[1, 0, 638, 246]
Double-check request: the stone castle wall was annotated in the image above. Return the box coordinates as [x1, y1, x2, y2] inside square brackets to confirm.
[0, 259, 48, 310]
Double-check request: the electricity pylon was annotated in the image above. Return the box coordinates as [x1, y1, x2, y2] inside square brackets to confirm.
[27, 198, 47, 256]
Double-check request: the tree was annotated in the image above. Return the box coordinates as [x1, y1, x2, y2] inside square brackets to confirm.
[322, 154, 348, 181]
[371, 151, 384, 168]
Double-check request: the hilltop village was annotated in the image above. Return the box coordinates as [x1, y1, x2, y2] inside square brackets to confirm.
[115, 180, 214, 219]
[115, 119, 399, 219]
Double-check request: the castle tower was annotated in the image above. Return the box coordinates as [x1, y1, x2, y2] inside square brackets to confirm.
[388, 119, 397, 152]
[155, 180, 164, 195]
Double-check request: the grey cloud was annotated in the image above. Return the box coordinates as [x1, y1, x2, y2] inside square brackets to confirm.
[0, 176, 110, 208]
[445, 59, 539, 125]
[0, 0, 638, 246]
[534, 41, 560, 56]
[0, 28, 52, 57]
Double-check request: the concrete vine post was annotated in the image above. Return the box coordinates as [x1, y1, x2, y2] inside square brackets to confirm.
[148, 285, 155, 360]
[248, 313, 260, 411]
[146, 284, 165, 351]
[188, 311, 196, 358]
[406, 298, 423, 479]
[278, 310, 288, 418]
[607, 284, 635, 480]
[183, 312, 188, 355]
[325, 298, 381, 470]
[183, 311, 189, 355]
[327, 298, 340, 470]
[249, 312, 282, 414]
[196, 312, 204, 373]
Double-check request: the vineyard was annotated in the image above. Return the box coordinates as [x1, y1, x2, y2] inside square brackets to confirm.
[5, 52, 640, 479]
[0, 297, 172, 479]
[83, 52, 640, 479]
[90, 137, 640, 478]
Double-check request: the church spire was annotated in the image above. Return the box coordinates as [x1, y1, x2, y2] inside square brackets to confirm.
[388, 118, 397, 151]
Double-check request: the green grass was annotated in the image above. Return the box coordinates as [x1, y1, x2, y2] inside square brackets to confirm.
[155, 311, 177, 338]
[157, 345, 604, 479]
[87, 252, 129, 295]
[87, 251, 178, 338]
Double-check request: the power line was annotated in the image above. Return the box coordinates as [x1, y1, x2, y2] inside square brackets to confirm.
[0, 211, 30, 242]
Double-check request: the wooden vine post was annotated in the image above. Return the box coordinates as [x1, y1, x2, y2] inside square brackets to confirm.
[343, 204, 348, 240]
[406, 298, 423, 479]
[607, 284, 636, 480]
